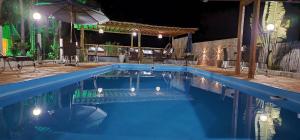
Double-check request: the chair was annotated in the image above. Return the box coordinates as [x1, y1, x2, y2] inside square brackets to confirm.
[0, 53, 35, 72]
[153, 50, 163, 62]
[129, 49, 139, 62]
[63, 42, 79, 66]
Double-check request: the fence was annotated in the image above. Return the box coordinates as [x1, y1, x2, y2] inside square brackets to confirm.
[258, 41, 300, 72]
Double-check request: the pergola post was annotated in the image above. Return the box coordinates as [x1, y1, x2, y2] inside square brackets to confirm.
[131, 34, 134, 48]
[235, 0, 245, 75]
[138, 32, 142, 63]
[248, 0, 261, 79]
[80, 27, 85, 62]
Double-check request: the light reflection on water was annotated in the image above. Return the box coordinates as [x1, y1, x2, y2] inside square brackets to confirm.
[0, 70, 299, 140]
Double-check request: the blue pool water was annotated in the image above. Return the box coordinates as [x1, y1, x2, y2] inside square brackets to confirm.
[1, 64, 300, 140]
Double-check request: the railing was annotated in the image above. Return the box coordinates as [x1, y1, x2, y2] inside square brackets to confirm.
[82, 44, 164, 63]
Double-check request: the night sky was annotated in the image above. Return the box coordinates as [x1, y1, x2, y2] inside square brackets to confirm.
[79, 0, 300, 48]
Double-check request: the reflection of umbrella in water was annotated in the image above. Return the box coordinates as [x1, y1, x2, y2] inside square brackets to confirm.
[39, 105, 107, 130]
[34, 0, 109, 42]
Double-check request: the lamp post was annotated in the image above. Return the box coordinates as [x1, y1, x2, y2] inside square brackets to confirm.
[266, 24, 275, 70]
[33, 12, 42, 63]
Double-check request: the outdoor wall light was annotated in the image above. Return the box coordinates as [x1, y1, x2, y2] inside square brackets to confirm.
[158, 34, 163, 39]
[201, 77, 206, 83]
[33, 12, 42, 20]
[32, 107, 42, 116]
[266, 24, 275, 31]
[132, 32, 137, 37]
[259, 114, 268, 122]
[156, 86, 161, 92]
[99, 29, 104, 34]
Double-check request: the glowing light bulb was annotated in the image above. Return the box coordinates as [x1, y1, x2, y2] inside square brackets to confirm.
[99, 29, 104, 34]
[33, 12, 41, 20]
[130, 87, 135, 92]
[266, 24, 275, 31]
[32, 107, 42, 116]
[158, 34, 163, 39]
[259, 114, 268, 122]
[132, 32, 137, 37]
[156, 86, 160, 92]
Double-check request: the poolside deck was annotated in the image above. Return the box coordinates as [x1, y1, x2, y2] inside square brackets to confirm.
[193, 65, 300, 93]
[0, 63, 299, 93]
[0, 63, 111, 85]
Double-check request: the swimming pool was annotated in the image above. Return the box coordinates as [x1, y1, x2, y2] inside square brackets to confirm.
[0, 64, 300, 140]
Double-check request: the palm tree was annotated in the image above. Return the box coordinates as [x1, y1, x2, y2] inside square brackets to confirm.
[258, 1, 290, 68]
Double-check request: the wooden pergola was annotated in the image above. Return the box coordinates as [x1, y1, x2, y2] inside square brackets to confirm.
[210, 0, 299, 79]
[75, 21, 198, 63]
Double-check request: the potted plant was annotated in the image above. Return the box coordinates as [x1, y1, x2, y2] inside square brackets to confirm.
[119, 50, 126, 63]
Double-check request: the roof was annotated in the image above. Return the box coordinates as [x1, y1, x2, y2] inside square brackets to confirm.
[74, 20, 198, 37]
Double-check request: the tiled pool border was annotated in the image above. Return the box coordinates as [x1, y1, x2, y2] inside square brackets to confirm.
[1, 64, 300, 107]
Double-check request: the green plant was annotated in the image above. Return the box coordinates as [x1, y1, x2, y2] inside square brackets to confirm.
[26, 46, 36, 59]
[252, 1, 291, 68]
[48, 43, 59, 60]
[104, 41, 119, 56]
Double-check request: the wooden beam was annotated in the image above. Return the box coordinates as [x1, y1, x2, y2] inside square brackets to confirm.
[242, 0, 255, 6]
[138, 32, 142, 63]
[248, 0, 261, 79]
[80, 28, 86, 62]
[131, 34, 134, 48]
[235, 0, 245, 75]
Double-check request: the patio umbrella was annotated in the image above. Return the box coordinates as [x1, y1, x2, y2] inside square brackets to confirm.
[185, 33, 193, 54]
[39, 105, 107, 131]
[184, 33, 193, 65]
[34, 0, 109, 42]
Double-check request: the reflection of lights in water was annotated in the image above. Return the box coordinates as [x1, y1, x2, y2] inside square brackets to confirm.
[168, 74, 172, 79]
[98, 88, 103, 93]
[156, 86, 160, 92]
[162, 73, 165, 77]
[32, 107, 42, 116]
[201, 77, 206, 83]
[48, 110, 55, 115]
[130, 92, 136, 96]
[97, 88, 104, 97]
[298, 114, 300, 119]
[130, 87, 135, 92]
[260, 114, 268, 122]
[143, 71, 152, 75]
[97, 93, 104, 97]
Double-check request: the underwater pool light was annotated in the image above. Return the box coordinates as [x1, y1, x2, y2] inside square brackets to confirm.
[156, 86, 160, 92]
[32, 107, 42, 116]
[130, 87, 136, 92]
[98, 88, 103, 93]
